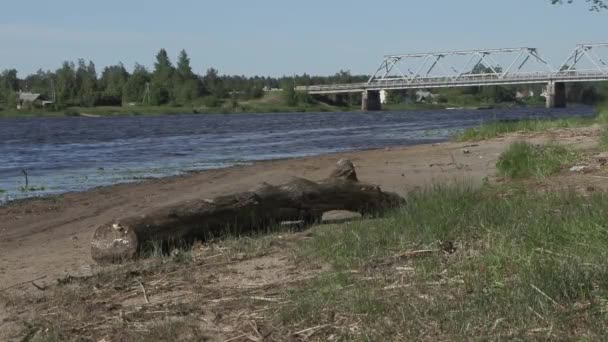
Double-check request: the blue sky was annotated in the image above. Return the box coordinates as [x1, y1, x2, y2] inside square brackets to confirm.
[0, 0, 605, 77]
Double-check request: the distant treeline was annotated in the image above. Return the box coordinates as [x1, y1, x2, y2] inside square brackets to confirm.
[0, 48, 369, 110]
[0, 48, 606, 111]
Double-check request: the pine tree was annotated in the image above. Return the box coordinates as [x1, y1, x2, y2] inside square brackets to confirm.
[174, 49, 203, 104]
[176, 49, 194, 80]
[151, 49, 175, 105]
[76, 60, 98, 106]
[55, 62, 77, 105]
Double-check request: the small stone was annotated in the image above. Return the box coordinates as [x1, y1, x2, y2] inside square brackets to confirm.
[280, 220, 305, 229]
[570, 165, 589, 173]
[321, 210, 362, 224]
[462, 149, 470, 154]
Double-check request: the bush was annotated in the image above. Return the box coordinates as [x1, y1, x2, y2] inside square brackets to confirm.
[596, 103, 608, 123]
[93, 93, 122, 106]
[202, 95, 221, 108]
[496, 142, 573, 179]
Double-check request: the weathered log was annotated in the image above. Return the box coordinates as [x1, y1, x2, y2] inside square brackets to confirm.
[329, 158, 358, 181]
[91, 160, 404, 264]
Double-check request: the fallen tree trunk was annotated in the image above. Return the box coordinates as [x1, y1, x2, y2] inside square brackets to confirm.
[91, 159, 405, 264]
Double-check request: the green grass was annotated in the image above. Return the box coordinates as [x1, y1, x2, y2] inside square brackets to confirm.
[280, 185, 608, 340]
[456, 117, 596, 141]
[595, 103, 608, 123]
[8, 183, 608, 340]
[496, 142, 575, 179]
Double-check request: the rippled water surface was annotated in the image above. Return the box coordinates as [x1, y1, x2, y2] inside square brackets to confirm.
[0, 107, 595, 202]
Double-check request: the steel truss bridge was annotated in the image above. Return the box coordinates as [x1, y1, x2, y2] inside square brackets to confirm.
[295, 43, 608, 109]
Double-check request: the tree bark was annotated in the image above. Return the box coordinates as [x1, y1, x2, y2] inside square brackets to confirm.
[91, 160, 405, 264]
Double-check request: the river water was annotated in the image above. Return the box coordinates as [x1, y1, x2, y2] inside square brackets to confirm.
[0, 106, 595, 202]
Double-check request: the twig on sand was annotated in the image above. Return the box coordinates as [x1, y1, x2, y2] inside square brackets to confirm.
[139, 281, 150, 304]
[393, 249, 439, 259]
[248, 296, 283, 303]
[294, 324, 331, 338]
[0, 275, 47, 292]
[223, 332, 251, 342]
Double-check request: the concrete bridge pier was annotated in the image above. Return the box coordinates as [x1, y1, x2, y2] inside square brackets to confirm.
[546, 81, 567, 108]
[361, 90, 381, 111]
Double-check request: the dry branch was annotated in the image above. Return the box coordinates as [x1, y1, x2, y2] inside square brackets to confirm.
[0, 275, 47, 292]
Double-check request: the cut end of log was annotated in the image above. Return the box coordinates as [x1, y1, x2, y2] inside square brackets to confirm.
[91, 221, 139, 264]
[329, 159, 358, 182]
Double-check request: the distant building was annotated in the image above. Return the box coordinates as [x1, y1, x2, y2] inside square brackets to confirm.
[515, 90, 535, 100]
[415, 90, 437, 102]
[16, 91, 52, 110]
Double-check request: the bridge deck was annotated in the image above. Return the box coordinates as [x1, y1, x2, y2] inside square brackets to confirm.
[297, 71, 608, 94]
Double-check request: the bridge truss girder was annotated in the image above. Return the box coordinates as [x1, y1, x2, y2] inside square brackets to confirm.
[557, 43, 608, 75]
[367, 47, 554, 85]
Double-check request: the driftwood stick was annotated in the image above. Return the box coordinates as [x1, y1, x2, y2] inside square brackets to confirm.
[91, 160, 405, 264]
[393, 249, 440, 259]
[530, 284, 563, 309]
[0, 275, 47, 292]
[139, 281, 150, 304]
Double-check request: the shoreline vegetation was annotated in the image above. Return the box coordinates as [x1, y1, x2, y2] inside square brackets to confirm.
[0, 91, 540, 118]
[456, 104, 608, 141]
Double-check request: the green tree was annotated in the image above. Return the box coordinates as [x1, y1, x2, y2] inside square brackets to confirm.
[0, 69, 18, 105]
[176, 49, 194, 80]
[3, 90, 17, 109]
[150, 49, 175, 105]
[124, 63, 151, 103]
[99, 63, 128, 105]
[1, 69, 19, 92]
[55, 62, 77, 105]
[386, 90, 406, 104]
[25, 70, 53, 100]
[174, 49, 204, 104]
[75, 59, 98, 106]
[203, 68, 226, 98]
[551, 0, 607, 11]
[282, 80, 298, 106]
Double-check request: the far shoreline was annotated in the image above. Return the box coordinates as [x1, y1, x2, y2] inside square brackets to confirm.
[0, 101, 538, 119]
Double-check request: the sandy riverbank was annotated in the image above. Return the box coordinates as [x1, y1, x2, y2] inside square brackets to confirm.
[0, 128, 600, 289]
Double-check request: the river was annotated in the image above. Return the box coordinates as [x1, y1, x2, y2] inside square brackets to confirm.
[0, 106, 595, 202]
